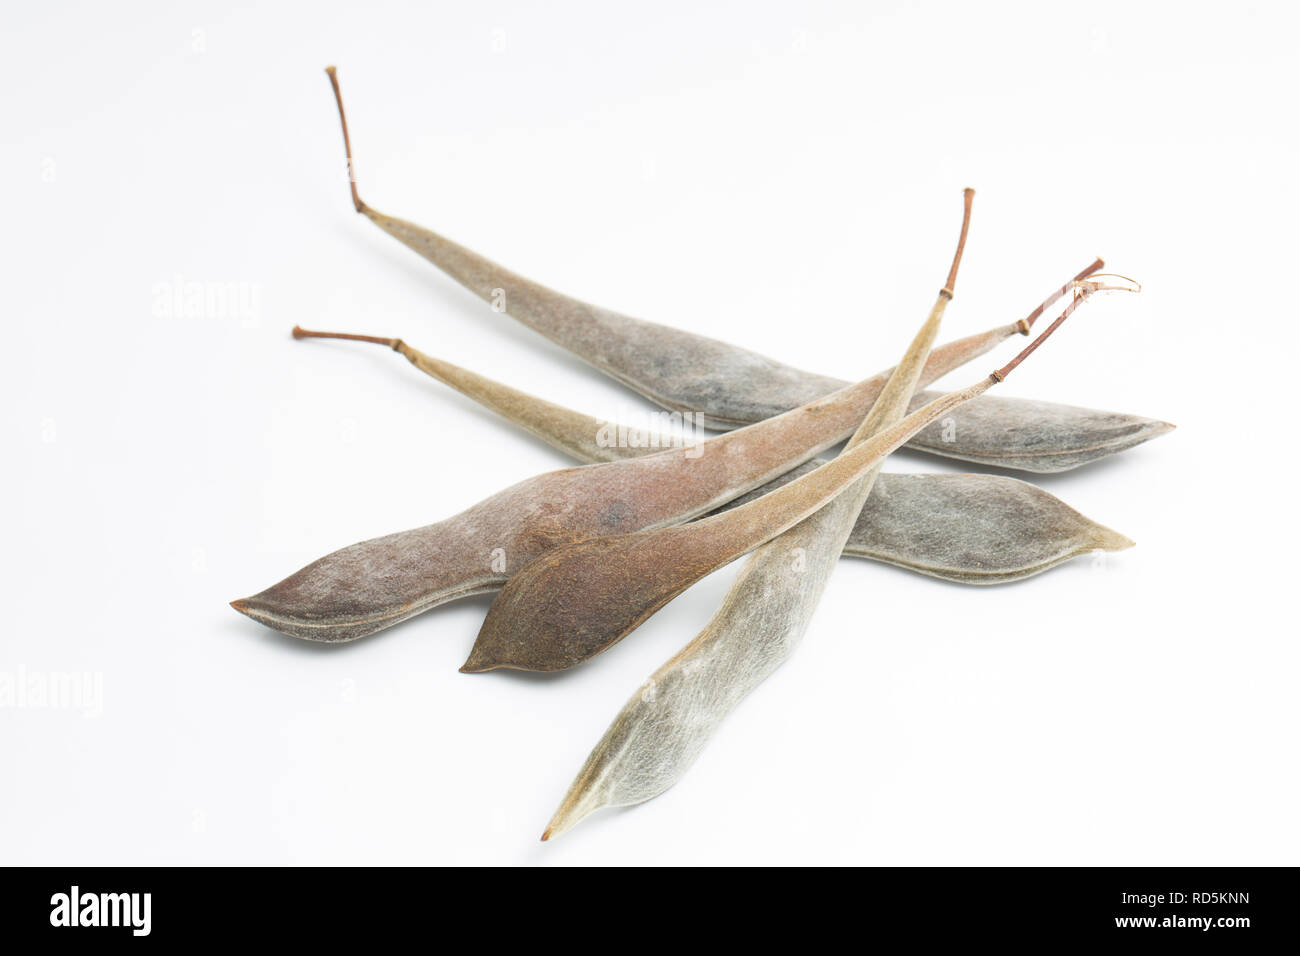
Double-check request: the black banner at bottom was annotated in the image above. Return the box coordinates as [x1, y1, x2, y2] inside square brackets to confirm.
[0, 866, 1291, 943]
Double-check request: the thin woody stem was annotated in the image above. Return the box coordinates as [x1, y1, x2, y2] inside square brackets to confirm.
[293, 325, 400, 351]
[940, 188, 976, 299]
[325, 66, 365, 213]
[993, 289, 1093, 382]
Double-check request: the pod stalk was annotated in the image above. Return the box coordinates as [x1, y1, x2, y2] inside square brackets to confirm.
[325, 65, 366, 213]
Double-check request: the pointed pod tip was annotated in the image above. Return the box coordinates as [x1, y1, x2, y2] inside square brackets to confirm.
[229, 593, 287, 633]
[541, 810, 575, 842]
[1135, 419, 1176, 446]
[461, 643, 560, 674]
[461, 638, 563, 673]
[230, 595, 278, 629]
[1093, 526, 1136, 552]
[459, 652, 495, 674]
[541, 798, 599, 842]
[325, 64, 337, 76]
[461, 626, 514, 672]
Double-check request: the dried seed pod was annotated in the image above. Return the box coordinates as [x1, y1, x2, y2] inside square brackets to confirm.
[541, 477, 1132, 834]
[845, 473, 1132, 581]
[899, 391, 1170, 472]
[295, 330, 1132, 586]
[295, 254, 1128, 587]
[324, 66, 1172, 471]
[463, 285, 1096, 674]
[233, 309, 1014, 642]
[540, 199, 1126, 837]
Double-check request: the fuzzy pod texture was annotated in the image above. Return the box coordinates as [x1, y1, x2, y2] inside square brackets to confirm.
[287, 331, 1133, 606]
[231, 339, 1001, 643]
[544, 475, 1133, 822]
[542, 223, 960, 836]
[846, 472, 1132, 582]
[542, 489, 867, 838]
[386, 335, 1135, 583]
[463, 381, 994, 673]
[359, 206, 1170, 472]
[463, 281, 1101, 674]
[717, 466, 1131, 582]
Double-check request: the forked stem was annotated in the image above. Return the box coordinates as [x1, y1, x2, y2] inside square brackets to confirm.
[1019, 257, 1105, 334]
[994, 289, 1091, 382]
[325, 65, 366, 213]
[995, 269, 1142, 379]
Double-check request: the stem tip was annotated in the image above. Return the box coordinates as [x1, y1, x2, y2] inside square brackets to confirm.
[943, 187, 976, 296]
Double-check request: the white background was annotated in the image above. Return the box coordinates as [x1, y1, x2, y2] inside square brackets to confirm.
[3, 0, 1297, 866]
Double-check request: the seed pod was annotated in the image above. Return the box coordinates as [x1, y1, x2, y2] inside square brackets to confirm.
[463, 285, 1096, 674]
[541, 199, 1125, 837]
[541, 478, 1131, 828]
[233, 310, 1012, 642]
[324, 66, 1172, 471]
[845, 472, 1132, 582]
[293, 329, 1132, 585]
[899, 390, 1170, 472]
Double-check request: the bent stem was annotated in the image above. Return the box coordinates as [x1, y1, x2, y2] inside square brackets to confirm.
[325, 65, 365, 213]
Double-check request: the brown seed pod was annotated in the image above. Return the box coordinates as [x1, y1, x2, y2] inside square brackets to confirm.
[463, 286, 1098, 674]
[540, 202, 1144, 838]
[542, 185, 971, 838]
[232, 299, 1020, 643]
[324, 66, 1172, 472]
[294, 331, 1133, 588]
